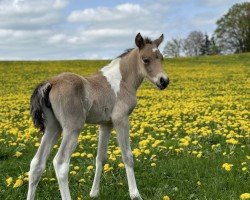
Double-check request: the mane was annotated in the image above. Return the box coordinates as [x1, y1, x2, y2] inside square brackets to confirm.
[117, 37, 153, 58]
[117, 48, 134, 58]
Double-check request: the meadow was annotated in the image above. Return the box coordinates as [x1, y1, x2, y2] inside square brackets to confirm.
[0, 53, 249, 200]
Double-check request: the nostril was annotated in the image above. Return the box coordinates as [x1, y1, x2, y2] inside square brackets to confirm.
[160, 77, 169, 87]
[160, 77, 165, 85]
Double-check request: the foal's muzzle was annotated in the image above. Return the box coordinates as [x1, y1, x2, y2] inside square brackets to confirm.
[156, 77, 169, 90]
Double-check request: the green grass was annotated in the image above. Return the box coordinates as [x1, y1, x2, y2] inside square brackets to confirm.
[0, 53, 249, 200]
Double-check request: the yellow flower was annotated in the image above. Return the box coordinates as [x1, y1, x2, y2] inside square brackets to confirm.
[104, 164, 113, 172]
[6, 177, 13, 186]
[72, 152, 81, 157]
[151, 163, 156, 167]
[242, 167, 247, 172]
[74, 166, 80, 170]
[144, 149, 150, 154]
[163, 195, 170, 200]
[226, 138, 238, 145]
[197, 181, 202, 186]
[87, 153, 93, 158]
[197, 152, 202, 158]
[13, 179, 23, 188]
[14, 151, 22, 158]
[70, 170, 77, 175]
[132, 148, 141, 157]
[35, 142, 40, 147]
[118, 163, 125, 168]
[79, 178, 85, 183]
[240, 193, 250, 200]
[87, 165, 94, 171]
[222, 163, 233, 171]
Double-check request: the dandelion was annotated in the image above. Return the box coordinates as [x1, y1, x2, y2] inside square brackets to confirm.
[226, 138, 238, 145]
[104, 164, 113, 172]
[14, 151, 22, 158]
[6, 177, 13, 186]
[144, 149, 150, 154]
[79, 179, 85, 183]
[151, 163, 156, 167]
[13, 179, 23, 188]
[87, 153, 93, 158]
[197, 152, 202, 158]
[240, 193, 250, 200]
[87, 165, 94, 171]
[242, 167, 247, 172]
[163, 195, 170, 200]
[132, 148, 141, 157]
[34, 142, 40, 147]
[118, 163, 125, 168]
[222, 163, 233, 171]
[72, 152, 81, 157]
[70, 171, 77, 175]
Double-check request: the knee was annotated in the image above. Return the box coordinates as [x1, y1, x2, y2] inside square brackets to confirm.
[53, 157, 69, 180]
[29, 158, 45, 186]
[30, 158, 45, 175]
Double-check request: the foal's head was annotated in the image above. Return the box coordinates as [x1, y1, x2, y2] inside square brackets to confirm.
[135, 33, 169, 90]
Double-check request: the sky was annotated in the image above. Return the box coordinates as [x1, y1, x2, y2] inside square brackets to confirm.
[0, 0, 248, 60]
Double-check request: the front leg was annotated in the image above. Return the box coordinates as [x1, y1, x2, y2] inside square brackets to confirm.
[112, 107, 143, 200]
[90, 124, 112, 198]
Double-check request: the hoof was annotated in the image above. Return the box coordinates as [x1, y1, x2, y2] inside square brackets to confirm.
[130, 193, 143, 200]
[90, 190, 99, 199]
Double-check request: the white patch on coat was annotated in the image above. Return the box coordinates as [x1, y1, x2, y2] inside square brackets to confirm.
[100, 58, 122, 96]
[152, 47, 158, 52]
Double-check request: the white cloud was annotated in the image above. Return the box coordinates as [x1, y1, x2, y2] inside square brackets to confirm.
[0, 0, 68, 29]
[68, 3, 149, 23]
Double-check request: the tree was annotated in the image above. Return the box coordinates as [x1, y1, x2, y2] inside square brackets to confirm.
[210, 36, 221, 55]
[214, 2, 250, 53]
[163, 38, 182, 57]
[200, 33, 211, 55]
[183, 31, 204, 56]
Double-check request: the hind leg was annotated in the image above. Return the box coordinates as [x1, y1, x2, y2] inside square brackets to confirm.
[27, 109, 61, 200]
[53, 127, 82, 200]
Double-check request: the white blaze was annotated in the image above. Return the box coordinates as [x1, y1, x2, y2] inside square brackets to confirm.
[100, 58, 122, 96]
[152, 47, 158, 52]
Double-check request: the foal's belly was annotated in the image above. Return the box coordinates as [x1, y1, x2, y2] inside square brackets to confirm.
[85, 100, 114, 124]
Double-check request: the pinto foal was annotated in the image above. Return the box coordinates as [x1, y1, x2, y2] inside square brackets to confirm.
[27, 33, 169, 200]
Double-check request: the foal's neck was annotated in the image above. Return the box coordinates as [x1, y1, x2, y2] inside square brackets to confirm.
[120, 49, 144, 94]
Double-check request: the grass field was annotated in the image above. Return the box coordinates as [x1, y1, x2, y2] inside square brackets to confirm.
[0, 53, 249, 200]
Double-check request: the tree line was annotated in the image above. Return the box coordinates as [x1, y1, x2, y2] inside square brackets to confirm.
[163, 2, 250, 57]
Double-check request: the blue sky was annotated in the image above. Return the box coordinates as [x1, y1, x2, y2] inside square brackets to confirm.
[0, 0, 247, 60]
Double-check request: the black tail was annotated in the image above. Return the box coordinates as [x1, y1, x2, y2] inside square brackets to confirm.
[30, 82, 52, 133]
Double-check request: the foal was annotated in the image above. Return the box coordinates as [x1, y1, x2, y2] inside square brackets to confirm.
[27, 33, 169, 200]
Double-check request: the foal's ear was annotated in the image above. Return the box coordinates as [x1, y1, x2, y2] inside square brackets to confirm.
[135, 33, 145, 49]
[154, 34, 164, 47]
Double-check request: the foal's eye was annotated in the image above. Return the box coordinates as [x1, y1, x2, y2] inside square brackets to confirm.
[142, 58, 150, 65]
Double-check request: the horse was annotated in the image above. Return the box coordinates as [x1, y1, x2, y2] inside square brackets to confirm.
[27, 33, 169, 200]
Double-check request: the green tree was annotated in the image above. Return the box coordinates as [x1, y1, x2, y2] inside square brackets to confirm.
[215, 2, 250, 53]
[200, 33, 211, 55]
